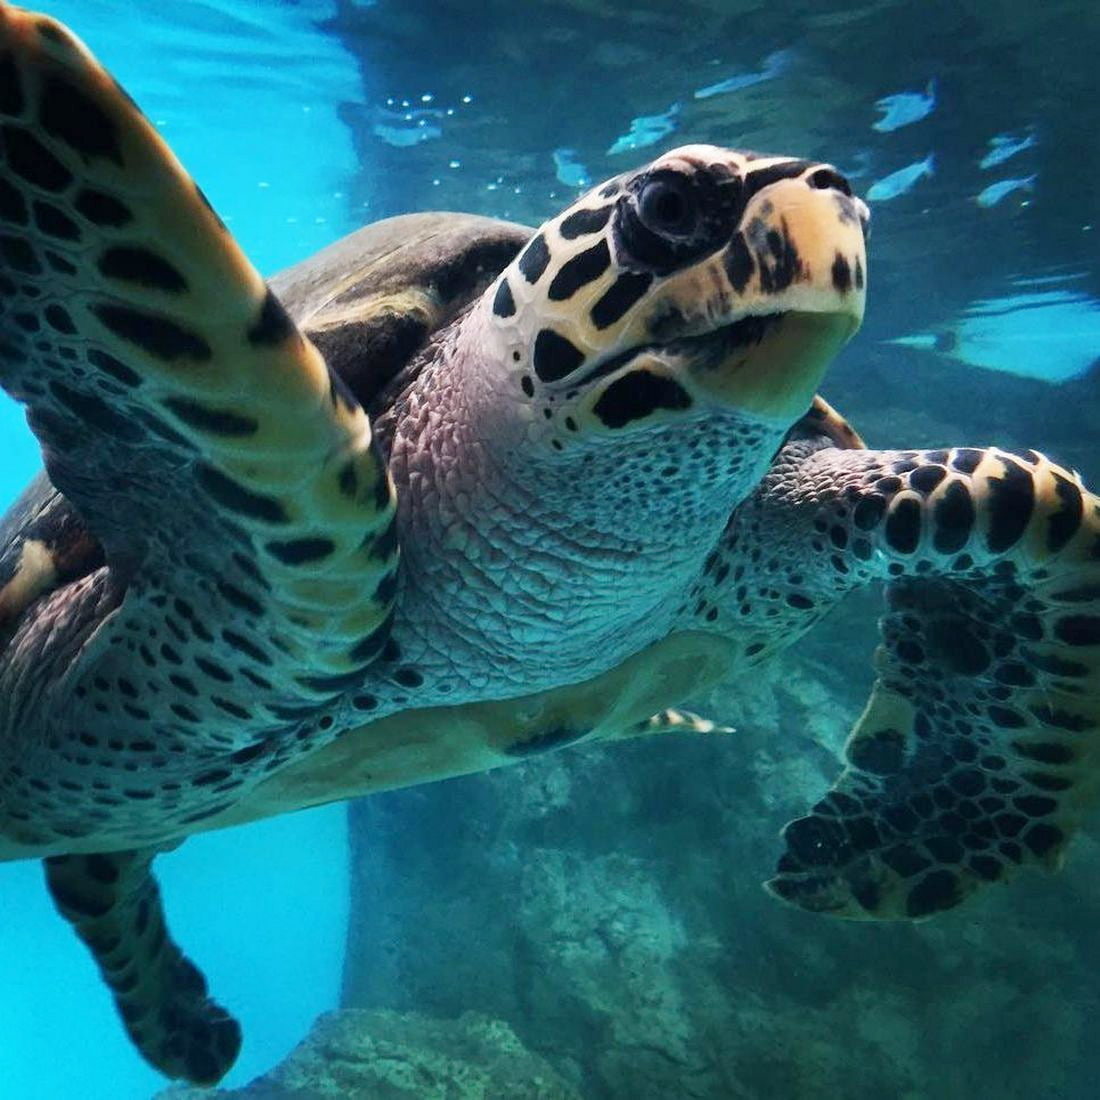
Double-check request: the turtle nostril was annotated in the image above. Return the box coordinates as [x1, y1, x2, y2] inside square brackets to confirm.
[808, 167, 853, 197]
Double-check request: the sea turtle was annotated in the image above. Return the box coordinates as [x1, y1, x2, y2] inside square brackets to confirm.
[1, 2, 1099, 1087]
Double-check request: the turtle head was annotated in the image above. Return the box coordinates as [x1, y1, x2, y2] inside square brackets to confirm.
[485, 143, 867, 440]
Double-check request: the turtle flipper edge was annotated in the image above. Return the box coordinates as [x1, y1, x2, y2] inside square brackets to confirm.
[0, 4, 398, 726]
[44, 849, 241, 1085]
[719, 440, 1100, 919]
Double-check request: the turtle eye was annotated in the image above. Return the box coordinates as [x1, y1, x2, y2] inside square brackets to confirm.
[637, 175, 697, 238]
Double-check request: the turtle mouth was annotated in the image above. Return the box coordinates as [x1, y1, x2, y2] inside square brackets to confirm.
[681, 308, 860, 417]
[573, 312, 788, 388]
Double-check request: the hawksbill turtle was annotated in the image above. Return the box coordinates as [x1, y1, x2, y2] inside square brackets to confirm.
[1, 3, 1099, 1086]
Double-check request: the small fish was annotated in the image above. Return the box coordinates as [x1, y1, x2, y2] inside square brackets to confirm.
[866, 154, 934, 202]
[976, 174, 1037, 208]
[552, 147, 591, 189]
[979, 130, 1037, 169]
[836, 149, 874, 181]
[693, 48, 793, 100]
[371, 121, 441, 148]
[607, 102, 680, 156]
[872, 78, 936, 132]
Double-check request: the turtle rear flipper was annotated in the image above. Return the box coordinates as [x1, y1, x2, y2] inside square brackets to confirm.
[0, 5, 397, 743]
[722, 441, 1100, 918]
[44, 850, 240, 1085]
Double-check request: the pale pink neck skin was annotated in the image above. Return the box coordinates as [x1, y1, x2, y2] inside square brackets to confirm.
[367, 299, 792, 708]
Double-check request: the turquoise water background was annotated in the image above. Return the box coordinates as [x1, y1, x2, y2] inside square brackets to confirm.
[1, 0, 1099, 1096]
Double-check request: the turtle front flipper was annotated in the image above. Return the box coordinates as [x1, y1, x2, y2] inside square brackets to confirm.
[44, 849, 240, 1085]
[719, 439, 1100, 919]
[0, 5, 397, 743]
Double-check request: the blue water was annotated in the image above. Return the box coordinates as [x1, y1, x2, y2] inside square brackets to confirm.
[0, 3, 363, 1095]
[1, 1, 1099, 1097]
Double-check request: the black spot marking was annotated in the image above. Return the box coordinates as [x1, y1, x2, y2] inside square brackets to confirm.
[75, 188, 133, 227]
[986, 456, 1035, 553]
[0, 233, 40, 274]
[196, 464, 287, 524]
[328, 369, 360, 416]
[1055, 615, 1100, 646]
[504, 724, 588, 757]
[532, 328, 585, 383]
[195, 656, 232, 683]
[86, 348, 141, 388]
[212, 696, 251, 720]
[264, 537, 335, 565]
[723, 232, 755, 292]
[82, 854, 120, 885]
[49, 381, 142, 442]
[93, 304, 212, 363]
[593, 370, 692, 428]
[1023, 822, 1064, 857]
[783, 815, 848, 868]
[932, 481, 975, 555]
[548, 239, 611, 301]
[559, 205, 612, 239]
[756, 222, 801, 293]
[221, 629, 271, 665]
[1051, 583, 1100, 604]
[590, 270, 654, 331]
[952, 449, 984, 475]
[830, 253, 851, 292]
[43, 249, 75, 275]
[852, 494, 886, 531]
[849, 728, 906, 775]
[162, 396, 258, 436]
[229, 739, 266, 765]
[517, 233, 551, 284]
[44, 303, 75, 334]
[492, 278, 515, 317]
[372, 571, 399, 605]
[0, 177, 27, 226]
[906, 869, 960, 917]
[32, 199, 79, 240]
[45, 878, 112, 920]
[1048, 472, 1083, 553]
[247, 289, 295, 347]
[40, 75, 122, 163]
[1014, 740, 1074, 765]
[2, 124, 72, 190]
[193, 768, 232, 787]
[99, 246, 187, 293]
[987, 705, 1027, 729]
[0, 51, 24, 116]
[216, 581, 264, 618]
[909, 464, 946, 495]
[520, 375, 535, 398]
[393, 667, 423, 688]
[1032, 707, 1093, 732]
[345, 621, 390, 665]
[885, 497, 922, 554]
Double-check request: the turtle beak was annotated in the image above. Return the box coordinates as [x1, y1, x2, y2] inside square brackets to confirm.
[652, 172, 869, 421]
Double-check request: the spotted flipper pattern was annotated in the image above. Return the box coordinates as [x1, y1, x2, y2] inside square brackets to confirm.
[710, 440, 1100, 918]
[44, 849, 240, 1084]
[0, 8, 397, 763]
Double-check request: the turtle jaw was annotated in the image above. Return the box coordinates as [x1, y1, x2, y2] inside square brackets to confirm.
[678, 306, 862, 422]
